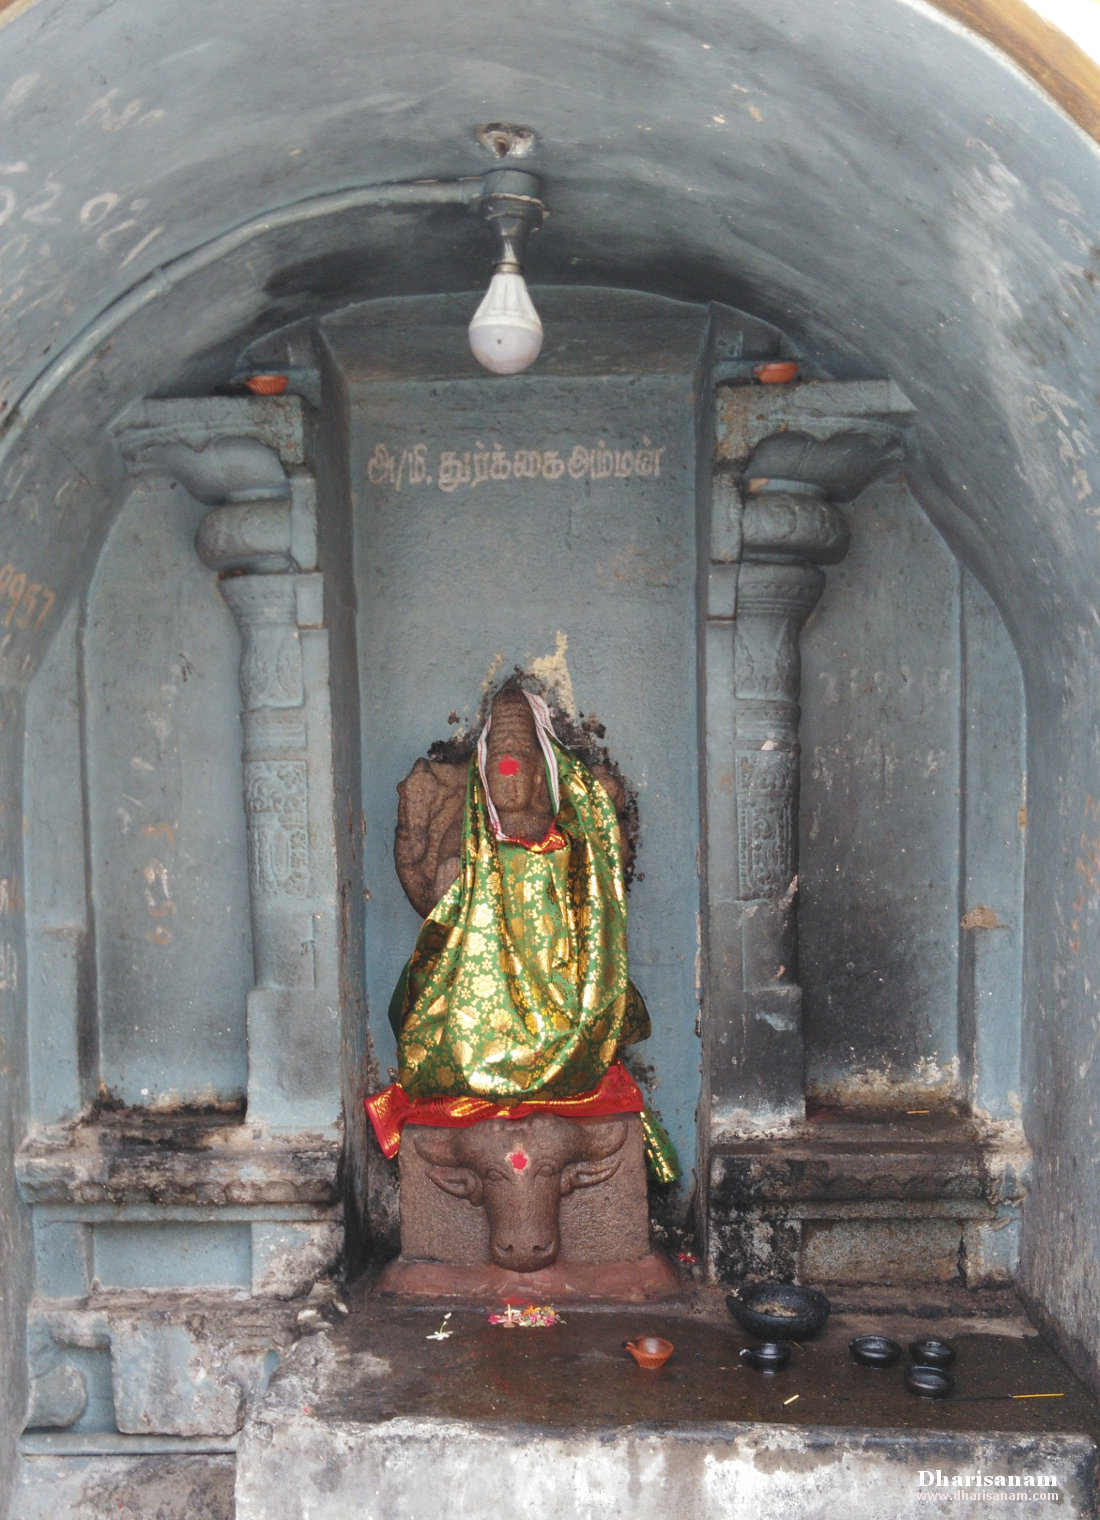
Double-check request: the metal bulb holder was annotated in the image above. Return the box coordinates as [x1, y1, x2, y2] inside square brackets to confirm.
[468, 170, 546, 375]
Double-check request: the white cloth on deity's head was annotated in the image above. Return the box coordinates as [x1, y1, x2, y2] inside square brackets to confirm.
[476, 688, 560, 842]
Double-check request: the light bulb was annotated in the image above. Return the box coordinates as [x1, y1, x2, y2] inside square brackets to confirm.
[468, 270, 543, 374]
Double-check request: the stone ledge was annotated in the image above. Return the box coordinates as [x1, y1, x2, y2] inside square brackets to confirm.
[14, 1452, 236, 1520]
[706, 1117, 1030, 1286]
[708, 1116, 1030, 1206]
[29, 1285, 307, 1340]
[16, 1114, 341, 1208]
[20, 1431, 238, 1454]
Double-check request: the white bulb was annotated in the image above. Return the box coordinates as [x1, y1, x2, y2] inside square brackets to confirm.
[468, 270, 543, 374]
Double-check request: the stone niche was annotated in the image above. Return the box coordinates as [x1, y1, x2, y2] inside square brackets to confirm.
[14, 284, 1030, 1452]
[338, 289, 719, 1248]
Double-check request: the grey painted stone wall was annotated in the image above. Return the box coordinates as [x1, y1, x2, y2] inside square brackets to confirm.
[801, 478, 962, 1099]
[24, 605, 88, 1125]
[83, 481, 252, 1107]
[309, 353, 373, 1258]
[0, 709, 31, 1520]
[799, 477, 1025, 1113]
[1019, 674, 1100, 1382]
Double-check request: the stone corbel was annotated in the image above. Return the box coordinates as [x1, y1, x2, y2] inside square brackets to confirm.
[706, 380, 914, 1134]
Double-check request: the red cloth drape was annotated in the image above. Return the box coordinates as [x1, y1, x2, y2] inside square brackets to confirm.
[365, 1059, 644, 1159]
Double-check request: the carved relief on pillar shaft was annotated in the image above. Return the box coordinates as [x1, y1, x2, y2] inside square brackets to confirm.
[742, 490, 850, 566]
[733, 562, 825, 707]
[219, 575, 304, 711]
[734, 699, 800, 746]
[244, 759, 310, 901]
[214, 572, 315, 981]
[730, 552, 827, 913]
[735, 560, 826, 620]
[242, 708, 307, 760]
[735, 746, 799, 901]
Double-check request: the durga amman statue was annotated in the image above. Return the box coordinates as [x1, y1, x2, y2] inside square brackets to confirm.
[366, 682, 677, 1182]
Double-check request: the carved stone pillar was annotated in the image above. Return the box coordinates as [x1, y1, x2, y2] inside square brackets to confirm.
[197, 499, 339, 1138]
[729, 496, 849, 1120]
[216, 570, 313, 993]
[118, 400, 341, 1135]
[705, 381, 914, 1139]
[17, 400, 348, 1446]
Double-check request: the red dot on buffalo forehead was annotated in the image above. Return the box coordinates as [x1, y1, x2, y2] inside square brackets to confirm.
[508, 1149, 528, 1170]
[497, 755, 521, 776]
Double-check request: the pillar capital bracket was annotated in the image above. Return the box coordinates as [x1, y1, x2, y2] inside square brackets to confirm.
[714, 378, 915, 501]
[114, 395, 307, 475]
[114, 395, 316, 574]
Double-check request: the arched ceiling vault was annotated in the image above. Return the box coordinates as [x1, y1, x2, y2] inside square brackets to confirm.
[0, 0, 1097, 701]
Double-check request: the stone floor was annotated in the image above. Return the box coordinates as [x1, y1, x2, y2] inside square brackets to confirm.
[17, 1277, 1100, 1519]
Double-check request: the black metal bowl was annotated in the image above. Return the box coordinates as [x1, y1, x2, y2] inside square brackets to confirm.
[906, 1364, 955, 1399]
[740, 1341, 791, 1372]
[909, 1337, 956, 1368]
[725, 1282, 831, 1341]
[849, 1334, 902, 1368]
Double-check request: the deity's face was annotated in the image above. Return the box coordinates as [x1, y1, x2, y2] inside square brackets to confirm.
[485, 694, 548, 819]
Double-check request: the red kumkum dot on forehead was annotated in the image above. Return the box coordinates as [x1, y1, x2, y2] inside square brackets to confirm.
[498, 755, 521, 776]
[508, 1150, 528, 1171]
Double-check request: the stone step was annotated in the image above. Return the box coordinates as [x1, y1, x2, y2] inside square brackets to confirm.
[233, 1283, 1099, 1519]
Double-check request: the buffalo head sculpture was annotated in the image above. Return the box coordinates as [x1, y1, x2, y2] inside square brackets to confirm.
[411, 1114, 629, 1273]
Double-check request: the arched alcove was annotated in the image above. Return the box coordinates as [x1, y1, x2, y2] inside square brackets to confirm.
[16, 282, 1028, 1297]
[2, 0, 1100, 1509]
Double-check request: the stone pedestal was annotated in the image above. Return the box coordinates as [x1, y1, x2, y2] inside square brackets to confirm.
[705, 1111, 1030, 1287]
[378, 1113, 679, 1300]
